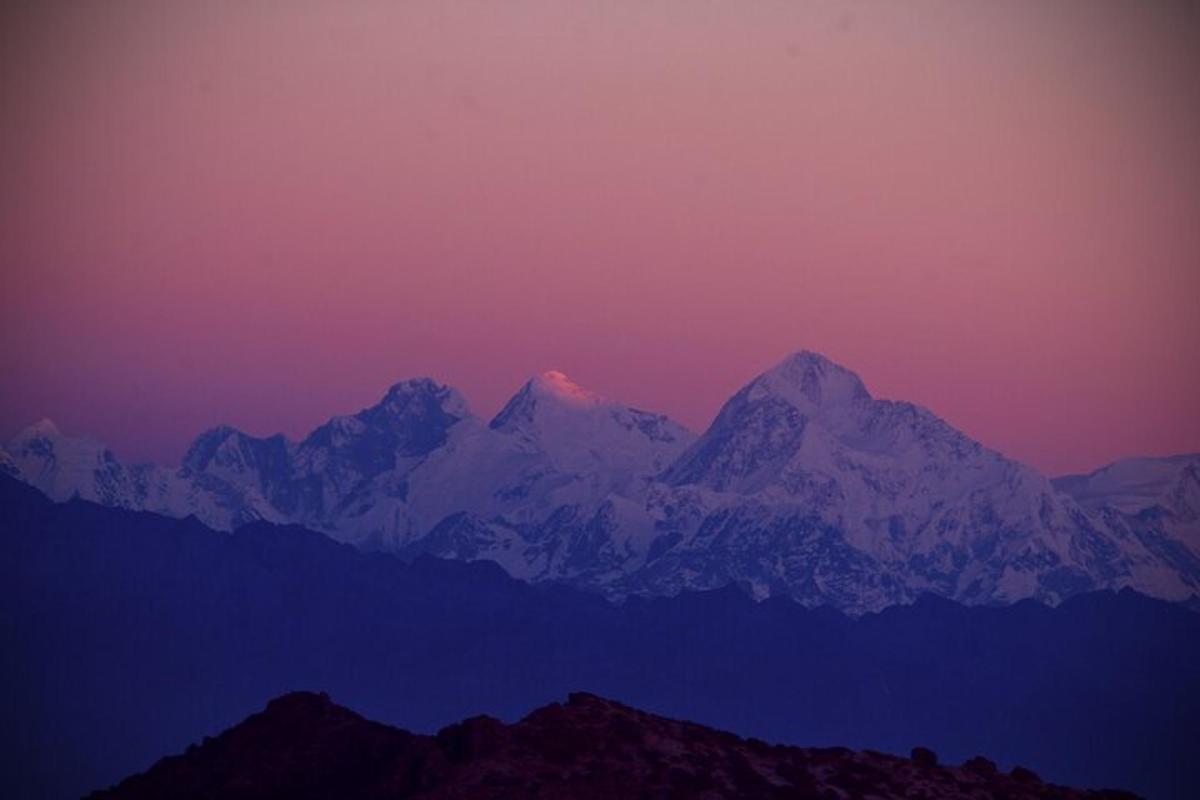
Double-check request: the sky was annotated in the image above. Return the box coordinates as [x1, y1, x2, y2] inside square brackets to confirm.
[1, 0, 1198, 476]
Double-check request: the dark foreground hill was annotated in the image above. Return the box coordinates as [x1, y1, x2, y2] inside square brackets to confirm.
[89, 691, 1137, 800]
[2, 474, 1197, 798]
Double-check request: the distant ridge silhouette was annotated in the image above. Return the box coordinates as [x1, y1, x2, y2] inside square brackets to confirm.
[88, 691, 1140, 800]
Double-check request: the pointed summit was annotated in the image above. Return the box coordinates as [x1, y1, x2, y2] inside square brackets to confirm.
[748, 351, 871, 411]
[304, 377, 470, 460]
[663, 351, 874, 490]
[7, 418, 73, 469]
[181, 425, 243, 471]
[378, 378, 471, 419]
[12, 417, 62, 443]
[490, 371, 603, 431]
[528, 371, 602, 408]
[181, 425, 292, 476]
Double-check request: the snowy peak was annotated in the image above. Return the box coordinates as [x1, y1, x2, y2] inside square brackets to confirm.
[490, 371, 603, 431]
[1, 418, 164, 509]
[6, 419, 71, 464]
[1052, 453, 1200, 579]
[663, 350, 876, 490]
[748, 351, 872, 412]
[7, 417, 82, 460]
[182, 425, 248, 471]
[14, 417, 62, 441]
[1054, 454, 1200, 515]
[479, 371, 693, 492]
[312, 377, 471, 460]
[1054, 453, 1200, 557]
[488, 371, 691, 448]
[182, 425, 290, 478]
[5, 419, 68, 472]
[377, 377, 471, 421]
[531, 370, 603, 407]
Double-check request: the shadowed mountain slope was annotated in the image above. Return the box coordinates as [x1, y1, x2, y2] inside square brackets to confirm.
[89, 691, 1138, 800]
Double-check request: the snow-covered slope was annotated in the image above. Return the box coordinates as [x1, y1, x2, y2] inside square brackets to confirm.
[1055, 454, 1200, 522]
[398, 371, 694, 562]
[601, 352, 1197, 609]
[4, 353, 1197, 613]
[1, 373, 691, 558]
[4, 418, 141, 505]
[490, 370, 691, 484]
[0, 418, 260, 530]
[168, 378, 477, 548]
[1055, 454, 1200, 576]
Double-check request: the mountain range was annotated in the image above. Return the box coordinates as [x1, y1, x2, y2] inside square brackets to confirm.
[3, 475, 1196, 799]
[88, 691, 1139, 800]
[4, 351, 1198, 613]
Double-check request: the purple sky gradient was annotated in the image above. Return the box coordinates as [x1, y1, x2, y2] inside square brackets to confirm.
[2, 1, 1198, 475]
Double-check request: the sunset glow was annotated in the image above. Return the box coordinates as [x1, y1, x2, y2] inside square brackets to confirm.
[2, 1, 1198, 474]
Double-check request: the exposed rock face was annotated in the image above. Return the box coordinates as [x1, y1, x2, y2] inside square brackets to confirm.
[88, 692, 1139, 800]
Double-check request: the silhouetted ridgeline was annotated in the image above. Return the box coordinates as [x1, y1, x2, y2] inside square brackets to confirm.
[1, 475, 1197, 799]
[88, 691, 1139, 799]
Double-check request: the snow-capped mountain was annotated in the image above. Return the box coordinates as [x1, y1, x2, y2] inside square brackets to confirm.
[605, 352, 1198, 608]
[173, 378, 474, 547]
[386, 371, 695, 578]
[489, 370, 691, 484]
[0, 418, 232, 526]
[1, 372, 691, 555]
[4, 418, 142, 505]
[4, 352, 1197, 613]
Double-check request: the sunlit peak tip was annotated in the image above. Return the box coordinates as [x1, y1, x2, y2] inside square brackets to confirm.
[531, 370, 601, 405]
[24, 418, 62, 438]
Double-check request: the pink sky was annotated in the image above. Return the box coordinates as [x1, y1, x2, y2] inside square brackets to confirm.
[2, 1, 1198, 476]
